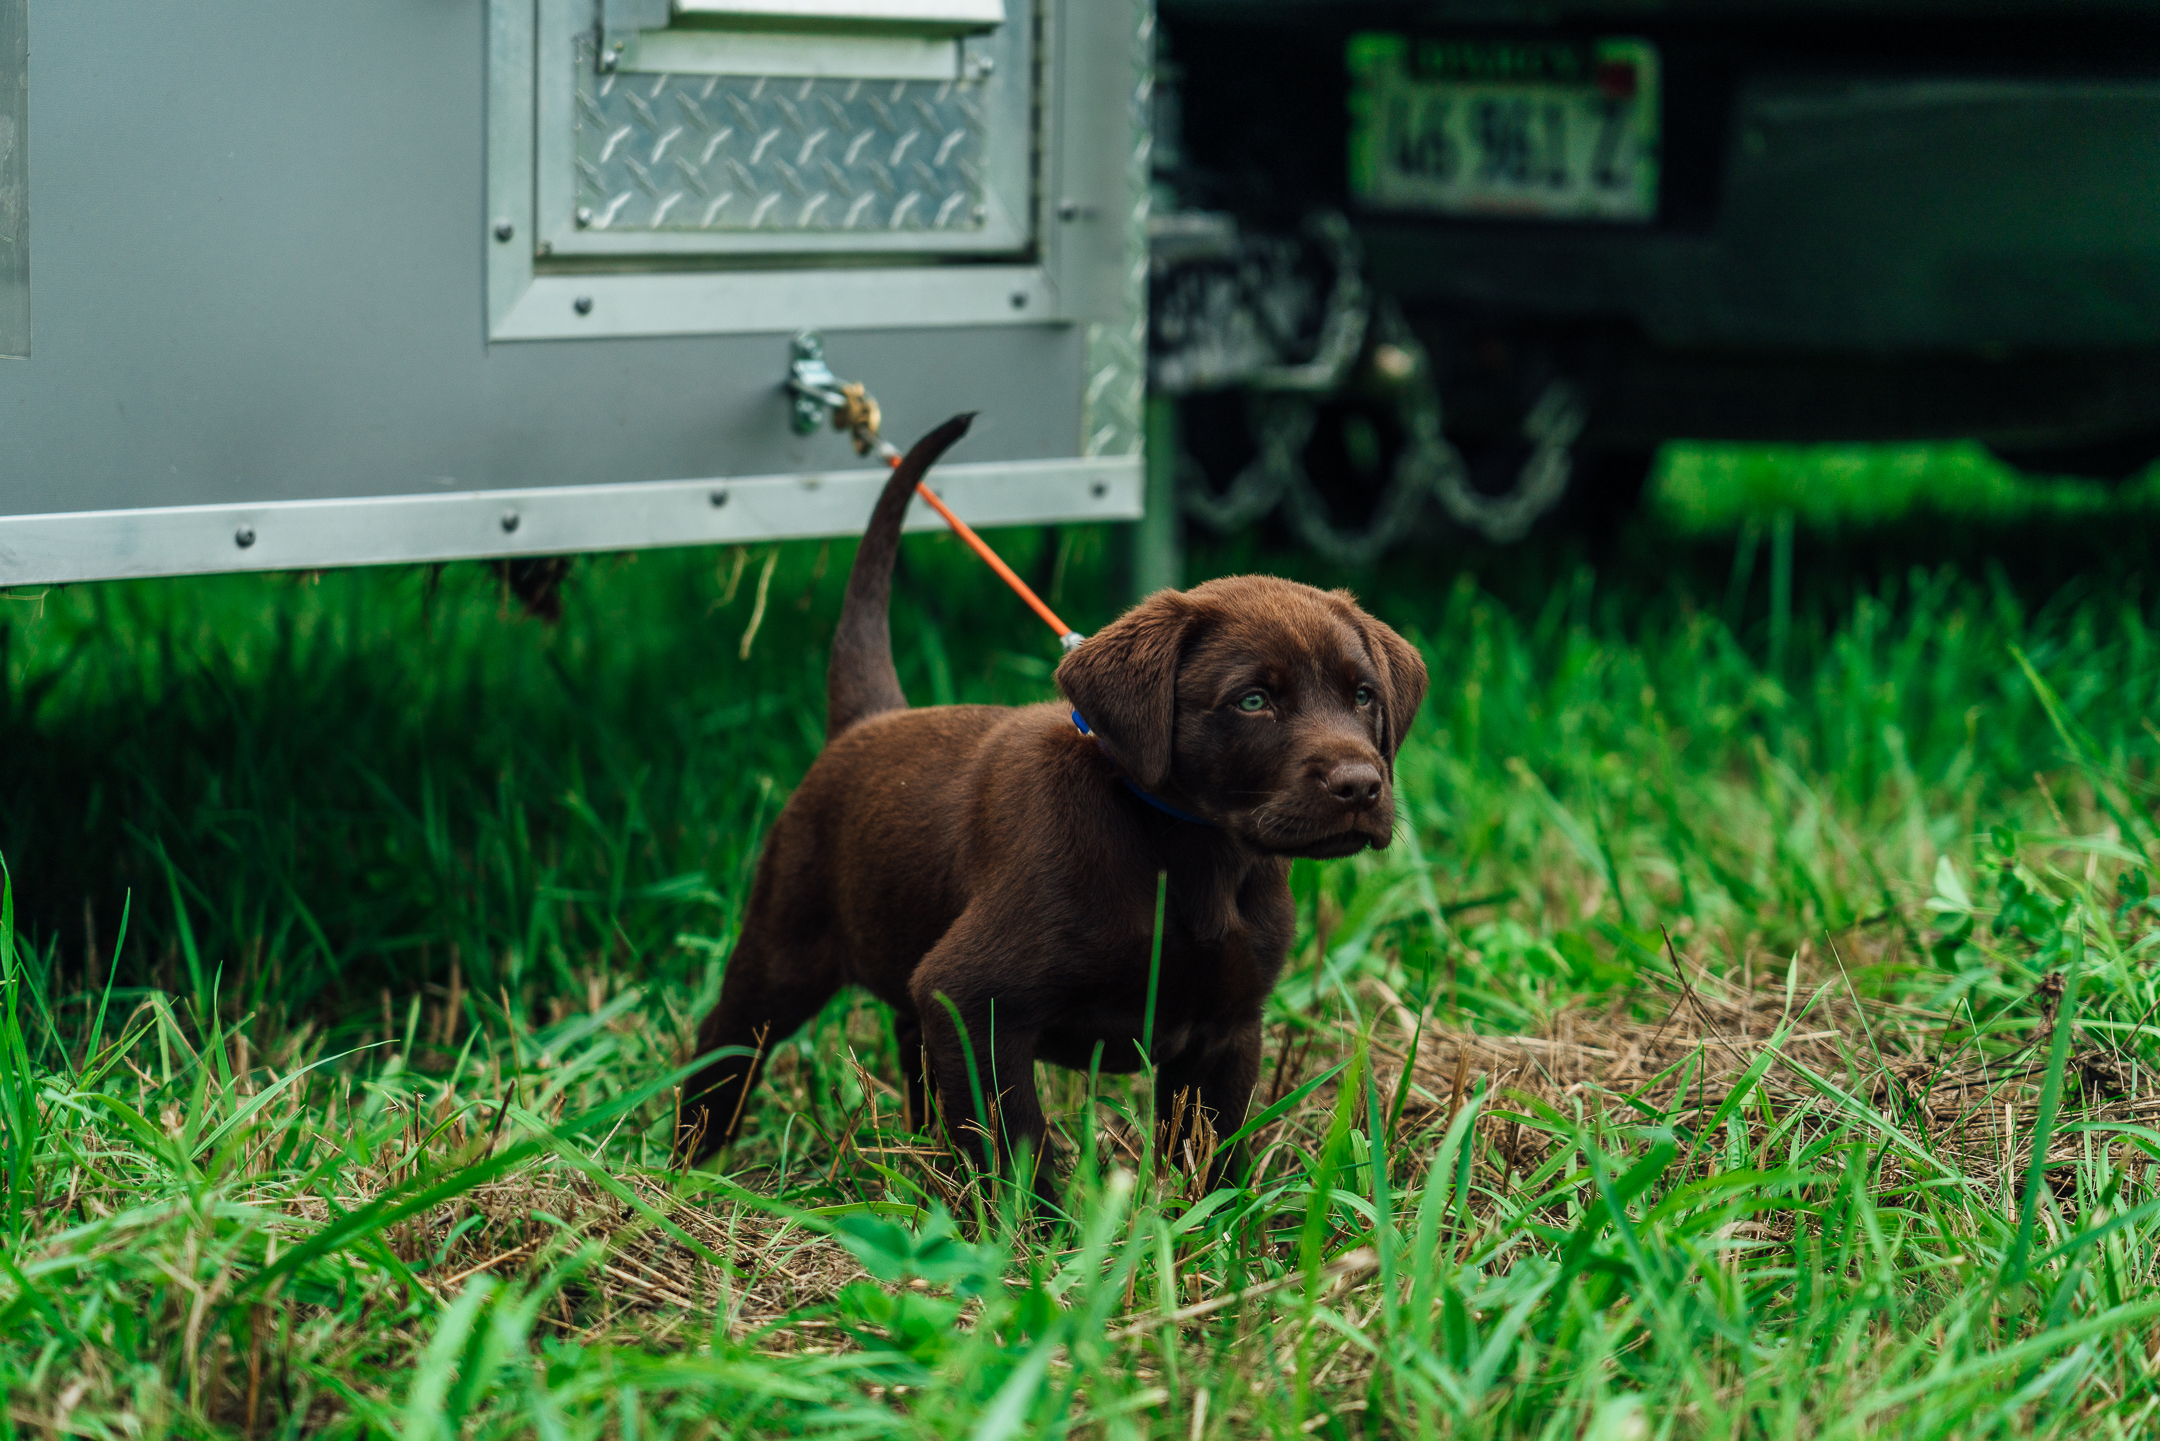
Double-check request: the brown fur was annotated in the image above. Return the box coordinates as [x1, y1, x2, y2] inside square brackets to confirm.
[676, 416, 1429, 1191]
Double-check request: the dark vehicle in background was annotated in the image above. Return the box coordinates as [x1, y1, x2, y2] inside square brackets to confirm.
[1143, 0, 2160, 565]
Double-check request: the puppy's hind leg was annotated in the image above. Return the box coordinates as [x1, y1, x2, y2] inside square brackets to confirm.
[1156, 1024, 1263, 1192]
[891, 1009, 932, 1136]
[676, 911, 842, 1163]
[908, 915, 1056, 1203]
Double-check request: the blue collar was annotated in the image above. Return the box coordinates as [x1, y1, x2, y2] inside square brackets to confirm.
[1071, 710, 1215, 826]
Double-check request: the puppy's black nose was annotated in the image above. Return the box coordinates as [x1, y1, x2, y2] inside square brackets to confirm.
[1323, 760, 1383, 807]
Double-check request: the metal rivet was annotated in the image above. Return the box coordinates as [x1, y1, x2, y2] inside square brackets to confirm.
[1009, 291, 1029, 309]
[1090, 480, 1108, 499]
[573, 295, 594, 315]
[493, 218, 515, 242]
[500, 510, 520, 533]
[709, 489, 729, 508]
[1057, 198, 1080, 222]
[575, 206, 594, 228]
[234, 525, 256, 549]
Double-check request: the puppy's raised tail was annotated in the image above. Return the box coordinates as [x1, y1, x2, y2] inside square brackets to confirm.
[825, 412, 976, 738]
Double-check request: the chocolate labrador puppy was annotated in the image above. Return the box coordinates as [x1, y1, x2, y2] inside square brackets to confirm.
[676, 415, 1427, 1188]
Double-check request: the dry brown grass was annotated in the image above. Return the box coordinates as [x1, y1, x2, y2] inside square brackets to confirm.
[1260, 950, 2160, 1221]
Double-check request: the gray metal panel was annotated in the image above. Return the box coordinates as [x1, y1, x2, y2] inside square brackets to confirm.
[0, 455, 1141, 587]
[0, 4, 1098, 538]
[0, 0, 22, 359]
[492, 264, 1056, 340]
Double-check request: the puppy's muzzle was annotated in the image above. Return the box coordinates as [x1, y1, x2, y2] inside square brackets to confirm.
[1323, 759, 1384, 808]
[1263, 752, 1393, 855]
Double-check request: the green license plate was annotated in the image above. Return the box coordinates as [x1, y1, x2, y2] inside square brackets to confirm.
[1348, 34, 1660, 223]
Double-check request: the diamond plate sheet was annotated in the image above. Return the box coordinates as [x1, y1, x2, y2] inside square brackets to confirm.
[1082, 0, 1154, 459]
[573, 39, 987, 233]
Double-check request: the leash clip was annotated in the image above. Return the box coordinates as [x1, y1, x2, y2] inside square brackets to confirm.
[786, 330, 896, 459]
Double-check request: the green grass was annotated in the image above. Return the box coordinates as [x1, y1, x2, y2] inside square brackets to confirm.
[6, 445, 2160, 1438]
[1652, 440, 2160, 534]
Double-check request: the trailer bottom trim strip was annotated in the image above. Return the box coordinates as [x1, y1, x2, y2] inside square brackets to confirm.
[0, 456, 1142, 588]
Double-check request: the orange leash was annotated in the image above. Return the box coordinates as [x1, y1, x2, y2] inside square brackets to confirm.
[806, 360, 1085, 650]
[874, 446, 1084, 650]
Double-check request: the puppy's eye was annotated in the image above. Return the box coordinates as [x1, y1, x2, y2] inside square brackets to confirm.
[1354, 685, 1376, 708]
[1236, 690, 1269, 713]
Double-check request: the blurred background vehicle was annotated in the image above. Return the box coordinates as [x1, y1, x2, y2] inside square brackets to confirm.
[1141, 0, 2160, 579]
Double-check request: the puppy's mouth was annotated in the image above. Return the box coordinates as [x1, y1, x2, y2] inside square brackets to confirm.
[1283, 830, 1374, 859]
[1219, 787, 1396, 858]
[1237, 811, 1395, 858]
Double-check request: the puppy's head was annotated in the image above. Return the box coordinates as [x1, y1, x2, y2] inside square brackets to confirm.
[1057, 575, 1428, 856]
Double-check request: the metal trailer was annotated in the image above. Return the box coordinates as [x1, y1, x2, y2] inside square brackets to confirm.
[0, 1, 1150, 588]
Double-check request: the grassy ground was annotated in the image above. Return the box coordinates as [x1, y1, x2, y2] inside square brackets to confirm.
[6, 443, 2160, 1438]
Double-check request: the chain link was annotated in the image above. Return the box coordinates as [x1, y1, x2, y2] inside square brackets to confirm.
[1181, 305, 1583, 556]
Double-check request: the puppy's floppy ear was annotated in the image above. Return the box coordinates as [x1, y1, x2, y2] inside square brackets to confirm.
[1336, 593, 1428, 764]
[1056, 590, 1196, 792]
